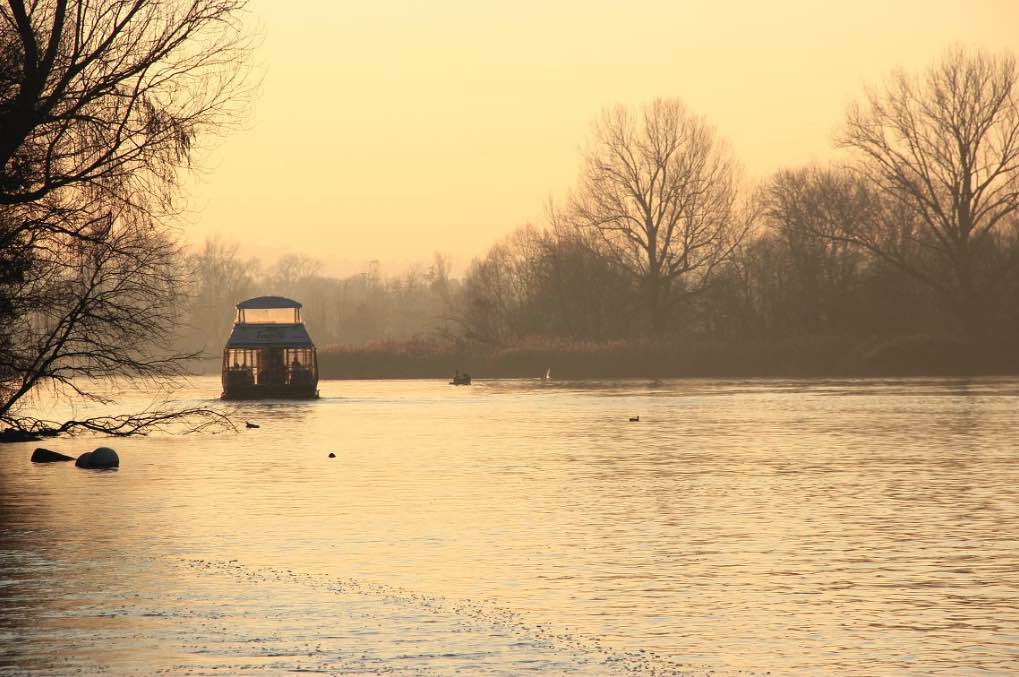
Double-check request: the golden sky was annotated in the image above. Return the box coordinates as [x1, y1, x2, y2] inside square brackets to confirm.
[184, 0, 1019, 273]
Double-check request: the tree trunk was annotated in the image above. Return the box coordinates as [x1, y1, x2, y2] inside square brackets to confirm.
[951, 247, 989, 342]
[647, 275, 666, 336]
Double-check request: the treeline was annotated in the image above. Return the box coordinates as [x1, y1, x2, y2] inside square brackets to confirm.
[456, 167, 1019, 347]
[183, 47, 1019, 377]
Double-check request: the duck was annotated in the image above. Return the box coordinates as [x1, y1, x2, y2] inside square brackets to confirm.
[629, 415, 640, 422]
[245, 421, 260, 429]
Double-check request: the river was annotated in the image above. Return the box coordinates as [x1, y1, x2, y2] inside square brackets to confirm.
[1, 376, 1017, 675]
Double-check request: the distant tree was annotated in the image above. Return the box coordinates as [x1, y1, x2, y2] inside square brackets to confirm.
[840, 46, 1019, 336]
[271, 254, 323, 294]
[459, 236, 528, 344]
[183, 238, 258, 353]
[427, 253, 454, 307]
[562, 98, 749, 335]
[762, 167, 869, 334]
[0, 0, 250, 436]
[726, 236, 788, 339]
[541, 225, 637, 340]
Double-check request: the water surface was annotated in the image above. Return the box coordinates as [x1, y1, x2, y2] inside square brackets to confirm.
[2, 377, 1017, 674]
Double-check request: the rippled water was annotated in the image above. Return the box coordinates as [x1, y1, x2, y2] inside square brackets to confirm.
[2, 377, 1018, 675]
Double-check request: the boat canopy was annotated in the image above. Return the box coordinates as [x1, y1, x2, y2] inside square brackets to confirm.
[235, 296, 303, 324]
[225, 323, 314, 348]
[237, 296, 302, 309]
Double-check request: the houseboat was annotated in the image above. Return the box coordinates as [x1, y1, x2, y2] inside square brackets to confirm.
[221, 296, 319, 399]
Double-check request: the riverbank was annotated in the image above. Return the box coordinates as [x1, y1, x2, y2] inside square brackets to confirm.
[311, 334, 1019, 380]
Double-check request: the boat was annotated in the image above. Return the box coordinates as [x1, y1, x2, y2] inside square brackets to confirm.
[449, 370, 472, 385]
[221, 296, 319, 399]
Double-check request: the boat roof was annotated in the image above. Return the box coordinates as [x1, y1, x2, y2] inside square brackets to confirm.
[226, 323, 314, 348]
[236, 296, 302, 310]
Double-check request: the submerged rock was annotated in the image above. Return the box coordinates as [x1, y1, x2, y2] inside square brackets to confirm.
[31, 448, 75, 463]
[75, 447, 119, 469]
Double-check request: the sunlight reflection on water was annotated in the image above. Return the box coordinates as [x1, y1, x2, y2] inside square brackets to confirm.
[1, 376, 1018, 675]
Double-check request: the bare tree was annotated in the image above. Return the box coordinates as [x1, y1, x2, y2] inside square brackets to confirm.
[762, 167, 869, 333]
[0, 214, 235, 436]
[270, 254, 323, 294]
[181, 237, 258, 354]
[542, 224, 636, 340]
[840, 46, 1019, 335]
[562, 98, 748, 335]
[0, 0, 249, 210]
[459, 237, 527, 345]
[0, 0, 250, 437]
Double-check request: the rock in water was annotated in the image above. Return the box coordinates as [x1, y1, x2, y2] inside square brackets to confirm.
[328, 452, 336, 458]
[76, 447, 119, 469]
[89, 447, 119, 468]
[31, 448, 75, 463]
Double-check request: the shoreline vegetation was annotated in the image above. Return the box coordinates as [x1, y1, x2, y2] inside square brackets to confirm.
[317, 336, 1019, 379]
[192, 335, 1019, 380]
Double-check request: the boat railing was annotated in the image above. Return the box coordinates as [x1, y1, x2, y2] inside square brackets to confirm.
[287, 365, 314, 385]
[224, 365, 256, 388]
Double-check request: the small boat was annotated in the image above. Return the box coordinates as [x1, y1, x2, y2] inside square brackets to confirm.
[221, 296, 319, 399]
[449, 370, 472, 386]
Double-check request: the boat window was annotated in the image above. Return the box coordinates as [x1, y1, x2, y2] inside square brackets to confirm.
[283, 348, 316, 384]
[226, 349, 260, 375]
[237, 307, 301, 324]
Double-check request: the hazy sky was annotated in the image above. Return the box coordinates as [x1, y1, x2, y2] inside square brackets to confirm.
[184, 0, 1019, 274]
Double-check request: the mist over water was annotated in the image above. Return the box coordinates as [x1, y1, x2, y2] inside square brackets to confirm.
[2, 377, 1018, 675]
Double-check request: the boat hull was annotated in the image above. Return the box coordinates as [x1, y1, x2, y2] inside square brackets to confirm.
[221, 385, 319, 400]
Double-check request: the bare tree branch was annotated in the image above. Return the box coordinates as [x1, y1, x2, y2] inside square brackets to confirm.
[1, 0, 252, 435]
[3, 405, 236, 438]
[839, 46, 1019, 335]
[561, 98, 748, 335]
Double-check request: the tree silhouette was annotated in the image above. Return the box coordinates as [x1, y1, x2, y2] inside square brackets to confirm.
[840, 46, 1019, 336]
[562, 98, 748, 335]
[0, 0, 250, 435]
